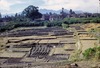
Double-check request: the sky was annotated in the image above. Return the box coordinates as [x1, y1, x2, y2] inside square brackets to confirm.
[0, 0, 99, 14]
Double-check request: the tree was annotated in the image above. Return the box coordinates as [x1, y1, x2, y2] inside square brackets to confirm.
[0, 13, 3, 22]
[22, 5, 42, 20]
[15, 13, 18, 17]
[69, 9, 75, 14]
[69, 9, 73, 14]
[0, 13, 1, 18]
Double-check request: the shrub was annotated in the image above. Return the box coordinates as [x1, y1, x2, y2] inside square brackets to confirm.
[83, 46, 100, 60]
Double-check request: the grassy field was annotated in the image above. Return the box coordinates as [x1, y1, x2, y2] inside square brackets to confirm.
[81, 40, 99, 53]
[82, 23, 100, 31]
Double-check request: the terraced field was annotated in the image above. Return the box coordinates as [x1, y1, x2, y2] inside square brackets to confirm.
[0, 27, 77, 68]
[0, 24, 99, 68]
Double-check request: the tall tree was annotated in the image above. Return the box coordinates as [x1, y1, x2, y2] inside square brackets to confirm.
[22, 5, 42, 20]
[0, 13, 2, 18]
[15, 13, 18, 17]
[0, 13, 3, 22]
[69, 9, 75, 14]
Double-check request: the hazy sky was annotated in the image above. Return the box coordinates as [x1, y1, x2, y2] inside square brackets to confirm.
[0, 0, 99, 14]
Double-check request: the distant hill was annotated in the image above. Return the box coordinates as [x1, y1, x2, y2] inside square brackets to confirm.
[2, 9, 83, 17]
[39, 9, 83, 14]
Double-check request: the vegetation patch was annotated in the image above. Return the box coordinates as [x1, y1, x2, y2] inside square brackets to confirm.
[83, 46, 100, 61]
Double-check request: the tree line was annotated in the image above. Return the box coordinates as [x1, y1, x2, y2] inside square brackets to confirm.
[0, 5, 100, 32]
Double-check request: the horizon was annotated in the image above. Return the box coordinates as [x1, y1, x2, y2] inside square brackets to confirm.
[0, 0, 100, 14]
